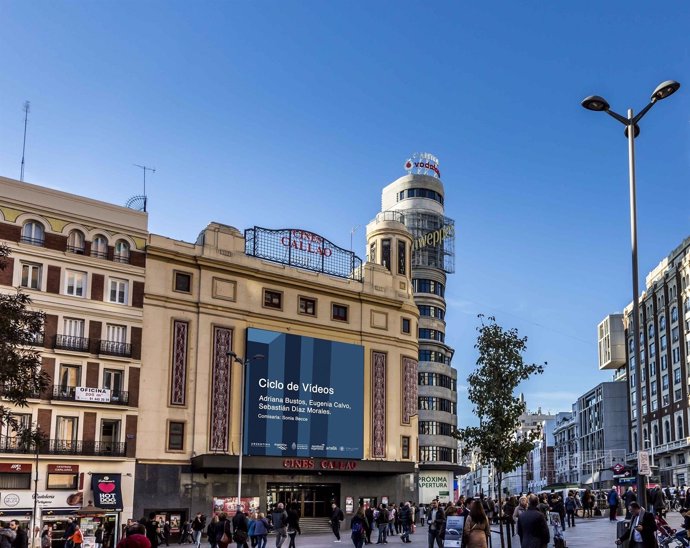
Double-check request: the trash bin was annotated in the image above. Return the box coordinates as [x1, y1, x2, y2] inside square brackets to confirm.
[616, 520, 631, 548]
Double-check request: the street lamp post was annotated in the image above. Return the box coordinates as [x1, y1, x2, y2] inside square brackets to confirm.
[227, 352, 264, 511]
[581, 79, 681, 510]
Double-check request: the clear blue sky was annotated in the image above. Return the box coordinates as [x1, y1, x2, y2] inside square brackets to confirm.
[1, 1, 689, 426]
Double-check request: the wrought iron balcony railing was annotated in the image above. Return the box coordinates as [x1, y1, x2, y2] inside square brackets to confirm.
[113, 254, 130, 264]
[54, 335, 90, 352]
[66, 244, 85, 254]
[52, 385, 129, 405]
[19, 236, 45, 246]
[0, 436, 127, 457]
[99, 340, 132, 357]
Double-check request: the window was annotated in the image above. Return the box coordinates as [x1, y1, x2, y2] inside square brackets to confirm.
[652, 399, 658, 411]
[332, 304, 348, 322]
[661, 335, 667, 350]
[103, 369, 123, 392]
[174, 272, 192, 293]
[106, 324, 127, 344]
[412, 279, 445, 297]
[654, 425, 659, 446]
[405, 188, 444, 205]
[63, 318, 85, 339]
[113, 240, 130, 263]
[21, 221, 45, 246]
[662, 374, 669, 390]
[401, 436, 410, 459]
[59, 364, 81, 390]
[672, 307, 679, 323]
[418, 305, 445, 320]
[674, 368, 682, 385]
[47, 470, 79, 489]
[649, 342, 656, 357]
[649, 324, 655, 338]
[673, 326, 680, 342]
[663, 394, 670, 407]
[65, 270, 87, 297]
[419, 421, 454, 436]
[661, 356, 668, 370]
[20, 263, 42, 290]
[418, 350, 450, 364]
[168, 421, 185, 451]
[298, 297, 316, 316]
[0, 470, 31, 489]
[401, 318, 411, 335]
[91, 235, 108, 259]
[673, 347, 681, 364]
[109, 278, 129, 304]
[651, 382, 657, 395]
[660, 316, 667, 332]
[650, 361, 657, 377]
[67, 230, 85, 254]
[675, 388, 682, 402]
[418, 446, 457, 463]
[381, 239, 391, 270]
[368, 241, 377, 263]
[665, 420, 672, 443]
[418, 329, 445, 342]
[263, 289, 283, 310]
[100, 419, 121, 447]
[56, 416, 78, 442]
[397, 240, 406, 275]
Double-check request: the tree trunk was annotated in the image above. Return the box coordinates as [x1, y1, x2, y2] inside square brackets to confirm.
[497, 471, 506, 548]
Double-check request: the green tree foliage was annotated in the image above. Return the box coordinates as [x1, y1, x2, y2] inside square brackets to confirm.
[0, 244, 49, 437]
[454, 315, 545, 548]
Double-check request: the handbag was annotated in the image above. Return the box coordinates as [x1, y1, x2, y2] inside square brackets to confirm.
[233, 530, 248, 544]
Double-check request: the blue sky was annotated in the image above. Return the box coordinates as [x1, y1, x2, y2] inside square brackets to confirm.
[1, 1, 689, 425]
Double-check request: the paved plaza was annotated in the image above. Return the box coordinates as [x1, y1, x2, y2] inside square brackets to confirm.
[269, 512, 684, 547]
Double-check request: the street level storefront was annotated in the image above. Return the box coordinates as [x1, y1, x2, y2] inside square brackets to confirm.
[134, 455, 416, 525]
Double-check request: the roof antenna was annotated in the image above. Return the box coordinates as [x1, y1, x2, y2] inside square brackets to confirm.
[20, 101, 30, 181]
[133, 164, 155, 212]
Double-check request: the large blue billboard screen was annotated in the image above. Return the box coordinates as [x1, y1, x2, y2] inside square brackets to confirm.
[244, 328, 364, 459]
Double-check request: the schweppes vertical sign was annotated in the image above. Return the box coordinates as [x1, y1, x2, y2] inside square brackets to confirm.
[412, 224, 454, 251]
[91, 474, 123, 510]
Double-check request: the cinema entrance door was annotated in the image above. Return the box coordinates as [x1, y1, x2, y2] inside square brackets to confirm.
[266, 483, 340, 518]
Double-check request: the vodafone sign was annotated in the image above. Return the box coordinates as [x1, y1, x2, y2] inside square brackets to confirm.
[404, 152, 441, 178]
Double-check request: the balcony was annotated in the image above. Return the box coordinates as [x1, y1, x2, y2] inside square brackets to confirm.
[0, 436, 126, 457]
[19, 236, 45, 247]
[66, 245, 85, 255]
[113, 254, 130, 264]
[54, 335, 90, 352]
[52, 385, 129, 405]
[99, 340, 132, 358]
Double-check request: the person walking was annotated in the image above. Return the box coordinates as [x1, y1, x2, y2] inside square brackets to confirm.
[615, 502, 657, 548]
[517, 495, 550, 548]
[463, 500, 489, 548]
[40, 528, 51, 548]
[231, 509, 249, 548]
[251, 514, 269, 548]
[623, 488, 637, 520]
[564, 493, 577, 528]
[364, 506, 374, 545]
[608, 487, 620, 522]
[426, 500, 445, 548]
[399, 503, 412, 544]
[192, 515, 206, 548]
[330, 503, 344, 543]
[9, 521, 27, 548]
[350, 508, 367, 548]
[582, 490, 592, 518]
[206, 517, 218, 548]
[550, 497, 566, 530]
[386, 506, 395, 537]
[69, 525, 84, 548]
[503, 497, 517, 538]
[286, 505, 300, 548]
[375, 505, 387, 545]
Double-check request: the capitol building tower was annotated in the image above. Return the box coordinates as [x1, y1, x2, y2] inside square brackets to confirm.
[376, 154, 462, 501]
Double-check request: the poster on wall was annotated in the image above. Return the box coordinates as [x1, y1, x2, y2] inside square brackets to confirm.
[244, 328, 364, 459]
[418, 472, 453, 504]
[91, 474, 123, 511]
[212, 497, 260, 517]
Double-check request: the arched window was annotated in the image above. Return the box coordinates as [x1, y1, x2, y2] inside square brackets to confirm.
[678, 417, 684, 440]
[67, 230, 85, 254]
[654, 424, 659, 446]
[649, 324, 655, 338]
[91, 235, 108, 259]
[114, 240, 130, 263]
[21, 220, 45, 246]
[665, 420, 671, 443]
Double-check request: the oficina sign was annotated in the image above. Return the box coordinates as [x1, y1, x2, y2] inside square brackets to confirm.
[404, 152, 441, 178]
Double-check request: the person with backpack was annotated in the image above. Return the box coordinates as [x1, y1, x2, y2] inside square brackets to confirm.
[231, 509, 248, 548]
[350, 508, 367, 548]
[330, 503, 344, 543]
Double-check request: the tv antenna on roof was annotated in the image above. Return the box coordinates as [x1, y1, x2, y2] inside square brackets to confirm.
[129, 164, 156, 212]
[20, 101, 30, 181]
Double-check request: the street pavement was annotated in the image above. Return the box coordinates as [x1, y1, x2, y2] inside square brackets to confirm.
[272, 512, 684, 547]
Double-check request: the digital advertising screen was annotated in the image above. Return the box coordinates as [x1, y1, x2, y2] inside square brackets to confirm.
[244, 328, 364, 459]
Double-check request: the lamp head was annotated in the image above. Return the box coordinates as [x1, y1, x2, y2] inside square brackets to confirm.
[581, 95, 610, 112]
[651, 80, 680, 101]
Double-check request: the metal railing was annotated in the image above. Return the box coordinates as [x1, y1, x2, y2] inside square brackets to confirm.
[66, 245, 85, 254]
[54, 335, 90, 352]
[99, 340, 132, 357]
[113, 254, 130, 264]
[51, 385, 129, 405]
[0, 436, 127, 456]
[19, 236, 45, 246]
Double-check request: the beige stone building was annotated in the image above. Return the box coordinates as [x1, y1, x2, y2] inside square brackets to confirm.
[135, 216, 419, 526]
[0, 176, 146, 539]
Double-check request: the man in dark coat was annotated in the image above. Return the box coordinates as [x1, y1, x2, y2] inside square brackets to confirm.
[9, 521, 26, 548]
[399, 502, 412, 544]
[145, 513, 160, 548]
[517, 494, 550, 548]
[426, 500, 445, 548]
[616, 502, 657, 548]
[330, 503, 344, 542]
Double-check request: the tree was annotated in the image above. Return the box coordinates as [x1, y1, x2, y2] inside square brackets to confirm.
[0, 244, 49, 442]
[454, 315, 545, 548]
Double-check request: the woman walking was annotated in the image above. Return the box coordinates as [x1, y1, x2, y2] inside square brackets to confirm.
[350, 507, 367, 548]
[463, 501, 490, 548]
[286, 505, 301, 548]
[251, 514, 268, 548]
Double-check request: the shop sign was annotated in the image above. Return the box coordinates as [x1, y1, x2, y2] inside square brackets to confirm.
[0, 490, 82, 509]
[404, 152, 441, 178]
[245, 328, 364, 459]
[75, 387, 111, 403]
[418, 472, 453, 504]
[212, 497, 260, 518]
[345, 497, 354, 514]
[48, 464, 79, 474]
[0, 464, 31, 473]
[91, 474, 123, 511]
[411, 224, 454, 251]
[282, 459, 358, 471]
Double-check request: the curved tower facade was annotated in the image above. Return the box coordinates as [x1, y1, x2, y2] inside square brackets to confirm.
[376, 154, 460, 501]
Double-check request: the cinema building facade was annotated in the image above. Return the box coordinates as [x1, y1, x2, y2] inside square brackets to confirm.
[134, 215, 420, 525]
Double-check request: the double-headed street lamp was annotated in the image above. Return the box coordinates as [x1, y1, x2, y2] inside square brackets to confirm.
[227, 351, 264, 512]
[581, 79, 680, 509]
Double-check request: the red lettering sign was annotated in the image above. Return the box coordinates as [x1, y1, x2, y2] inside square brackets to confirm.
[48, 464, 79, 474]
[0, 463, 32, 473]
[282, 459, 357, 471]
[280, 231, 333, 257]
[282, 459, 315, 470]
